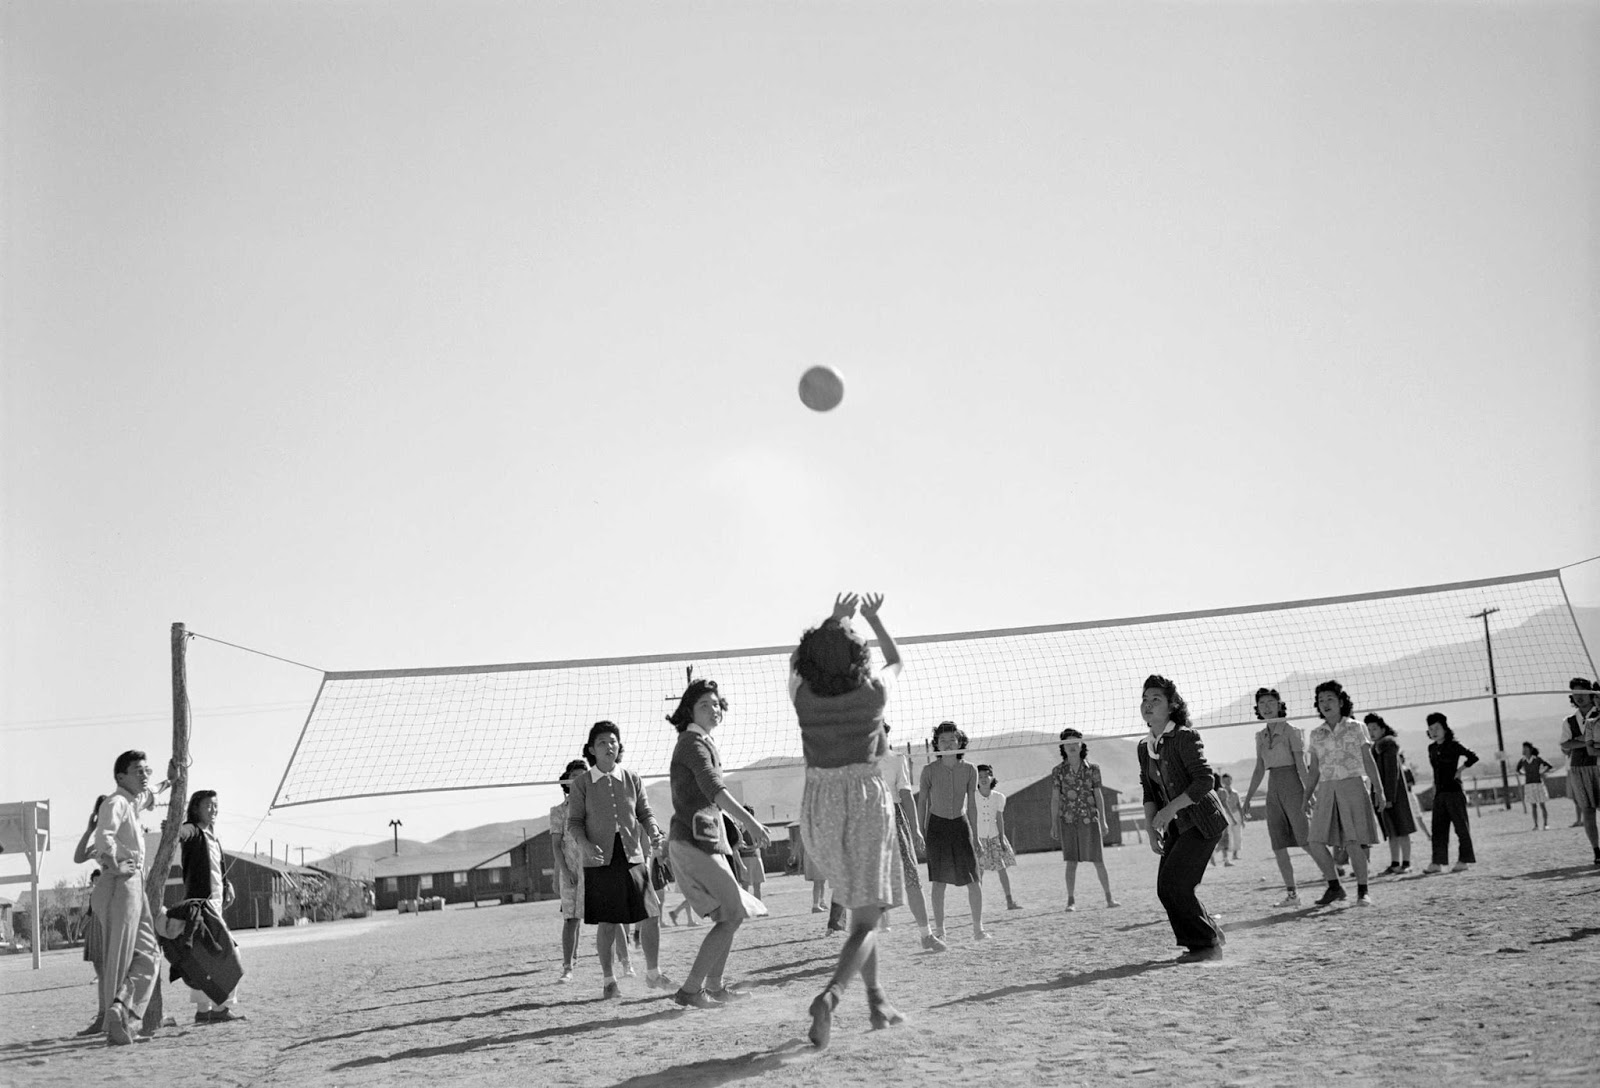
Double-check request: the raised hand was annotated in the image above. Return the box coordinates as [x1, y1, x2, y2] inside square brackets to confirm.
[860, 592, 885, 619]
[830, 593, 860, 622]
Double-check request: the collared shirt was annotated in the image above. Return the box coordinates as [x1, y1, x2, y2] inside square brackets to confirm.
[1256, 719, 1304, 769]
[1053, 760, 1103, 826]
[1147, 720, 1176, 755]
[685, 723, 720, 763]
[588, 763, 625, 784]
[972, 789, 1006, 838]
[1308, 718, 1371, 782]
[94, 787, 147, 874]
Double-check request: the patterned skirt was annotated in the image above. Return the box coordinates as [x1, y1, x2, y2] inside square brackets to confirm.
[893, 803, 922, 890]
[976, 834, 1016, 871]
[799, 762, 903, 910]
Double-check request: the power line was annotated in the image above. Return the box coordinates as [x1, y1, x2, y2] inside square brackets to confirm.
[0, 701, 310, 734]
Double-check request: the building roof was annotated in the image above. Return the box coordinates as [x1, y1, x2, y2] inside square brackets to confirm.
[370, 848, 515, 879]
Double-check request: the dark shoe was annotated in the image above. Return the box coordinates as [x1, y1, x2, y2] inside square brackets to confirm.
[1398, 861, 1412, 873]
[1176, 946, 1223, 963]
[77, 1017, 104, 1037]
[194, 1012, 212, 1025]
[207, 1009, 246, 1023]
[866, 988, 904, 1030]
[706, 986, 752, 1003]
[602, 981, 621, 1000]
[808, 988, 840, 1049]
[1379, 863, 1401, 876]
[1314, 883, 1347, 906]
[670, 988, 720, 1009]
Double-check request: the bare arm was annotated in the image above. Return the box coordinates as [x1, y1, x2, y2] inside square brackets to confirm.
[1302, 749, 1321, 810]
[1049, 785, 1061, 841]
[965, 769, 981, 852]
[899, 787, 925, 851]
[1243, 743, 1266, 809]
[858, 593, 899, 671]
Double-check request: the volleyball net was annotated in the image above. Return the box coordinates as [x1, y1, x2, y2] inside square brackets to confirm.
[269, 568, 1595, 808]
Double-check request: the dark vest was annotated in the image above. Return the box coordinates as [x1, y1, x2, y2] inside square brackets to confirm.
[179, 824, 221, 901]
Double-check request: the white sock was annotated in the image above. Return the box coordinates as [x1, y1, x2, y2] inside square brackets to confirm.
[918, 922, 931, 937]
[602, 974, 614, 985]
[647, 968, 660, 981]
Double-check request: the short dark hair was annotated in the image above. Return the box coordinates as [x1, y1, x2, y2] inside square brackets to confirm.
[558, 758, 588, 794]
[1313, 680, 1354, 720]
[185, 789, 217, 825]
[667, 679, 728, 732]
[976, 763, 997, 785]
[932, 720, 968, 760]
[1425, 711, 1455, 743]
[1521, 742, 1539, 756]
[1253, 688, 1283, 720]
[1362, 712, 1395, 739]
[584, 721, 624, 765]
[1142, 675, 1190, 728]
[1058, 727, 1088, 761]
[113, 750, 147, 778]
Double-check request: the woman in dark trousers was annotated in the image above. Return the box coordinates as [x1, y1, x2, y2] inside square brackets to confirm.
[1138, 674, 1230, 962]
[1423, 712, 1479, 873]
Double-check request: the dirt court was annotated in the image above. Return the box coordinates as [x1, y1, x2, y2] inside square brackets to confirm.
[4, 804, 1597, 1088]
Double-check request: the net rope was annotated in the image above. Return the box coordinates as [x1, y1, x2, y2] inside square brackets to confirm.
[270, 569, 1595, 808]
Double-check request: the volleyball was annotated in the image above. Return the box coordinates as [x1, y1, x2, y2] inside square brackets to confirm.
[798, 366, 845, 412]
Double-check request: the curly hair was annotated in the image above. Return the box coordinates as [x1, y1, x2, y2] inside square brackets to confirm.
[584, 720, 625, 764]
[1141, 675, 1190, 728]
[1058, 727, 1088, 761]
[976, 763, 998, 786]
[1362, 712, 1396, 739]
[1313, 680, 1354, 720]
[667, 679, 728, 733]
[792, 619, 872, 698]
[185, 789, 217, 826]
[932, 720, 968, 760]
[1253, 688, 1284, 720]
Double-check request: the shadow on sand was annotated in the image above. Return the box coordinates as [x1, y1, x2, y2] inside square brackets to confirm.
[328, 1006, 692, 1070]
[930, 958, 1181, 1008]
[602, 1039, 818, 1088]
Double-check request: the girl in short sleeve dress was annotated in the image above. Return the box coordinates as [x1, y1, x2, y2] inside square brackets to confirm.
[792, 592, 907, 1049]
[1051, 729, 1118, 910]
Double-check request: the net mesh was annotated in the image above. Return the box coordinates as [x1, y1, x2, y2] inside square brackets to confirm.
[270, 570, 1595, 807]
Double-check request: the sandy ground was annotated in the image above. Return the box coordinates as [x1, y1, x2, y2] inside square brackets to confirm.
[3, 804, 1597, 1088]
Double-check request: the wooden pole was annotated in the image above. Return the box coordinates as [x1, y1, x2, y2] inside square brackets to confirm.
[146, 624, 191, 923]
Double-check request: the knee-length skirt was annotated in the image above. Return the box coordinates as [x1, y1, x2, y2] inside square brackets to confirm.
[799, 762, 903, 910]
[582, 835, 651, 926]
[1058, 818, 1104, 863]
[925, 813, 979, 887]
[1309, 778, 1382, 847]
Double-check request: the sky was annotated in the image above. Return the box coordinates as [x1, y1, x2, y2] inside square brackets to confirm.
[4, 1, 1597, 889]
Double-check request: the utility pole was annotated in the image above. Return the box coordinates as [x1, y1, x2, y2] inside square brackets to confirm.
[298, 846, 307, 867]
[1470, 607, 1512, 810]
[389, 819, 403, 855]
